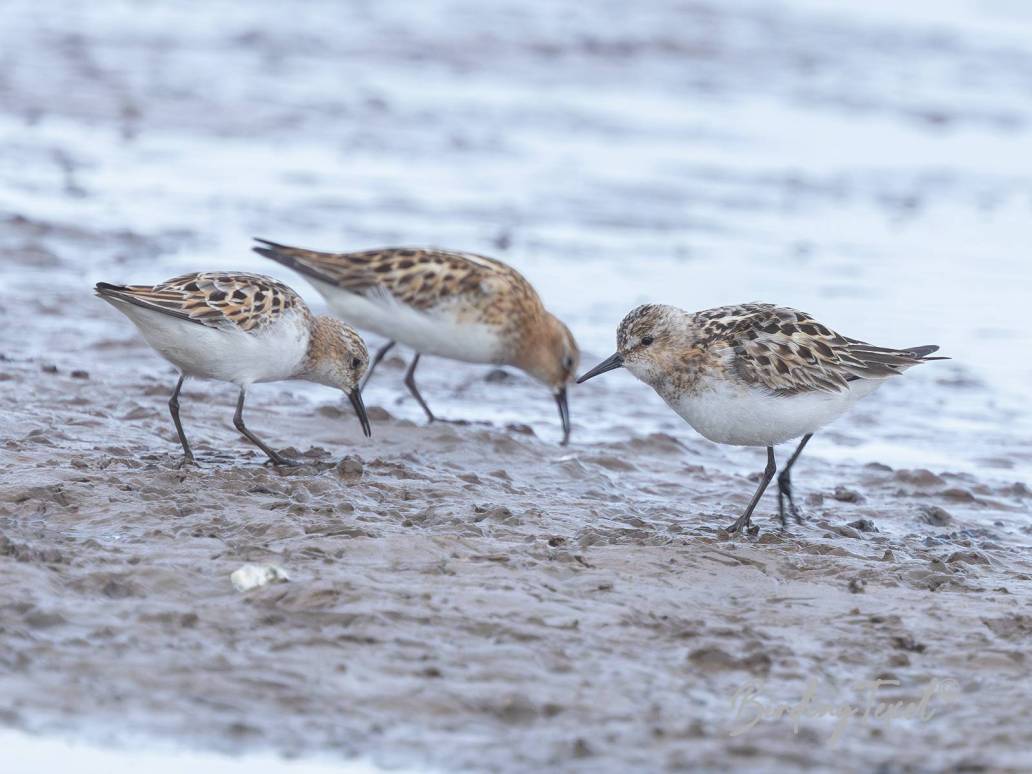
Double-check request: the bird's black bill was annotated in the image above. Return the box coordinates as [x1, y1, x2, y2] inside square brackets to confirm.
[349, 388, 373, 438]
[554, 387, 571, 446]
[576, 353, 624, 383]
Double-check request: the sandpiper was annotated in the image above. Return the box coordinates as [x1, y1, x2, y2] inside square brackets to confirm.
[577, 303, 946, 532]
[95, 271, 371, 466]
[253, 239, 579, 444]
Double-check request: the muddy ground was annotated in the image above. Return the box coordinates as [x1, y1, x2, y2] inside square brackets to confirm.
[2, 0, 1032, 771]
[3, 328, 1032, 771]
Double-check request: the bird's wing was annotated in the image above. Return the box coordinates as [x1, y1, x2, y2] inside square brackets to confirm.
[700, 303, 942, 395]
[253, 239, 536, 313]
[95, 272, 304, 333]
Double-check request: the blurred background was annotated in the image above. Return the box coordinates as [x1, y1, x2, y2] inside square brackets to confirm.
[2, 0, 1032, 770]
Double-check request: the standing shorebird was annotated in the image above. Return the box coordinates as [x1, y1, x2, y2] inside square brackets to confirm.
[95, 272, 371, 466]
[577, 303, 946, 533]
[253, 239, 580, 444]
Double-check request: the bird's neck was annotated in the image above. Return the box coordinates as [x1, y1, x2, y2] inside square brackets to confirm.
[300, 313, 334, 379]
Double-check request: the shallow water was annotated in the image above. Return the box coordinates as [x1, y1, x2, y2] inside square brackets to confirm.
[2, 0, 1032, 771]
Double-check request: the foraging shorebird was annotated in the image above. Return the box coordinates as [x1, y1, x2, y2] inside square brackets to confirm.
[253, 239, 580, 444]
[95, 272, 371, 466]
[577, 303, 946, 532]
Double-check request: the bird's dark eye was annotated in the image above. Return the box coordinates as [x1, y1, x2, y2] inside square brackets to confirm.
[563, 355, 573, 369]
[352, 357, 363, 369]
[641, 336, 654, 347]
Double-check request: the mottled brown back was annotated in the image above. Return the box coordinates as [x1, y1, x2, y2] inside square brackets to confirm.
[253, 240, 543, 321]
[95, 272, 305, 333]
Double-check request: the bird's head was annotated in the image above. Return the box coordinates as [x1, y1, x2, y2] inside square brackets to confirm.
[306, 316, 373, 437]
[513, 312, 579, 444]
[577, 304, 686, 388]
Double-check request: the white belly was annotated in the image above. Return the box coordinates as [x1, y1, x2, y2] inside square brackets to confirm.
[665, 378, 883, 447]
[312, 280, 505, 364]
[114, 303, 310, 386]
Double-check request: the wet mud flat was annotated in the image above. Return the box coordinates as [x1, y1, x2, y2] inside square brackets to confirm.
[3, 0, 1032, 769]
[2, 346, 1032, 772]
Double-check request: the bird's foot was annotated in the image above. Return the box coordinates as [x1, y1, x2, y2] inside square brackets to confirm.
[266, 454, 302, 468]
[777, 478, 805, 527]
[777, 497, 805, 528]
[725, 513, 754, 535]
[437, 417, 483, 427]
[790, 502, 805, 525]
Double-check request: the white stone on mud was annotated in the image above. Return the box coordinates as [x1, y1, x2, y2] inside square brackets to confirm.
[230, 564, 290, 592]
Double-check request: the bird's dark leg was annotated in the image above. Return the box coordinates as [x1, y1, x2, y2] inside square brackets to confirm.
[233, 388, 297, 466]
[726, 446, 777, 534]
[404, 353, 435, 423]
[777, 433, 813, 527]
[360, 340, 395, 390]
[168, 374, 195, 467]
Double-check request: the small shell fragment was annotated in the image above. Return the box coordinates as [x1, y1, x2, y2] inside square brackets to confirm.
[230, 564, 290, 592]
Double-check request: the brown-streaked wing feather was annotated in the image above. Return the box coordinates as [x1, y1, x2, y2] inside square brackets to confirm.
[253, 239, 537, 312]
[699, 304, 940, 396]
[95, 272, 303, 333]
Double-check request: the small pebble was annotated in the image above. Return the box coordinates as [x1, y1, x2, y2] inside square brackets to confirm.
[833, 486, 864, 503]
[920, 505, 954, 526]
[336, 456, 364, 483]
[230, 564, 290, 592]
[892, 635, 926, 653]
[365, 406, 392, 422]
[946, 550, 990, 566]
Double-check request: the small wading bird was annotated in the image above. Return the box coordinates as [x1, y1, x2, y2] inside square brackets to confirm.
[577, 303, 946, 533]
[95, 272, 372, 466]
[254, 239, 579, 444]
